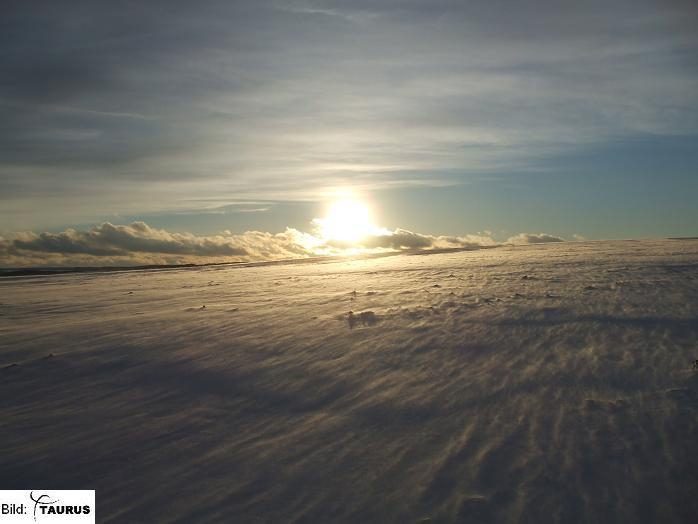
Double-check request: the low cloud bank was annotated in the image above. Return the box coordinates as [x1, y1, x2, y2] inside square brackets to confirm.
[328, 229, 497, 251]
[1, 222, 314, 267]
[506, 233, 566, 244]
[0, 221, 564, 267]
[12, 222, 248, 257]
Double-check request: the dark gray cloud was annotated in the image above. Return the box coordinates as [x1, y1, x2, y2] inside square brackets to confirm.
[325, 228, 434, 250]
[12, 221, 249, 257]
[362, 229, 433, 250]
[359, 229, 498, 250]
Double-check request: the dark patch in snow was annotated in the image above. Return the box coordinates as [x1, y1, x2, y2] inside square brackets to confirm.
[348, 310, 378, 329]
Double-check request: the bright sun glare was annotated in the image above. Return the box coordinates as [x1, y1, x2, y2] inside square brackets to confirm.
[318, 199, 377, 244]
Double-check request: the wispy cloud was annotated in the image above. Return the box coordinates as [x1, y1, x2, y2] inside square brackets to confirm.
[1, 0, 697, 230]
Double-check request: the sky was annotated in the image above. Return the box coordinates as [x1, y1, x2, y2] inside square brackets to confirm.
[1, 0, 697, 266]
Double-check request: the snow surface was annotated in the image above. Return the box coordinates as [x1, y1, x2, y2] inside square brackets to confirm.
[1, 239, 698, 523]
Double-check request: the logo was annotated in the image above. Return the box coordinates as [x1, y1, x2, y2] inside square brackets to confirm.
[0, 491, 95, 523]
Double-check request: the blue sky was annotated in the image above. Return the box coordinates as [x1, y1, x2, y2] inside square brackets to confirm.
[86, 133, 698, 241]
[1, 1, 697, 264]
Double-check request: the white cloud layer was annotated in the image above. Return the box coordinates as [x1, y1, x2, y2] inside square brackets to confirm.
[0, 221, 564, 267]
[2, 222, 311, 267]
[506, 233, 566, 244]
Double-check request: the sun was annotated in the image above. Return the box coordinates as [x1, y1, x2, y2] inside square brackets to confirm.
[317, 199, 378, 244]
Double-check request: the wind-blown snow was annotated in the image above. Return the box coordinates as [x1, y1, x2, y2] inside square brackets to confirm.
[1, 240, 697, 523]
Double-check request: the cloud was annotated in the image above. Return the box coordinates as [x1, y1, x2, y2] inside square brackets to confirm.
[506, 233, 565, 244]
[362, 229, 434, 250]
[322, 228, 498, 251]
[0, 221, 570, 267]
[12, 222, 249, 257]
[0, 221, 506, 267]
[1, 0, 697, 230]
[2, 222, 314, 267]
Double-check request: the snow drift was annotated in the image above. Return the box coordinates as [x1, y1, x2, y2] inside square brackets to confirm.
[1, 239, 697, 523]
